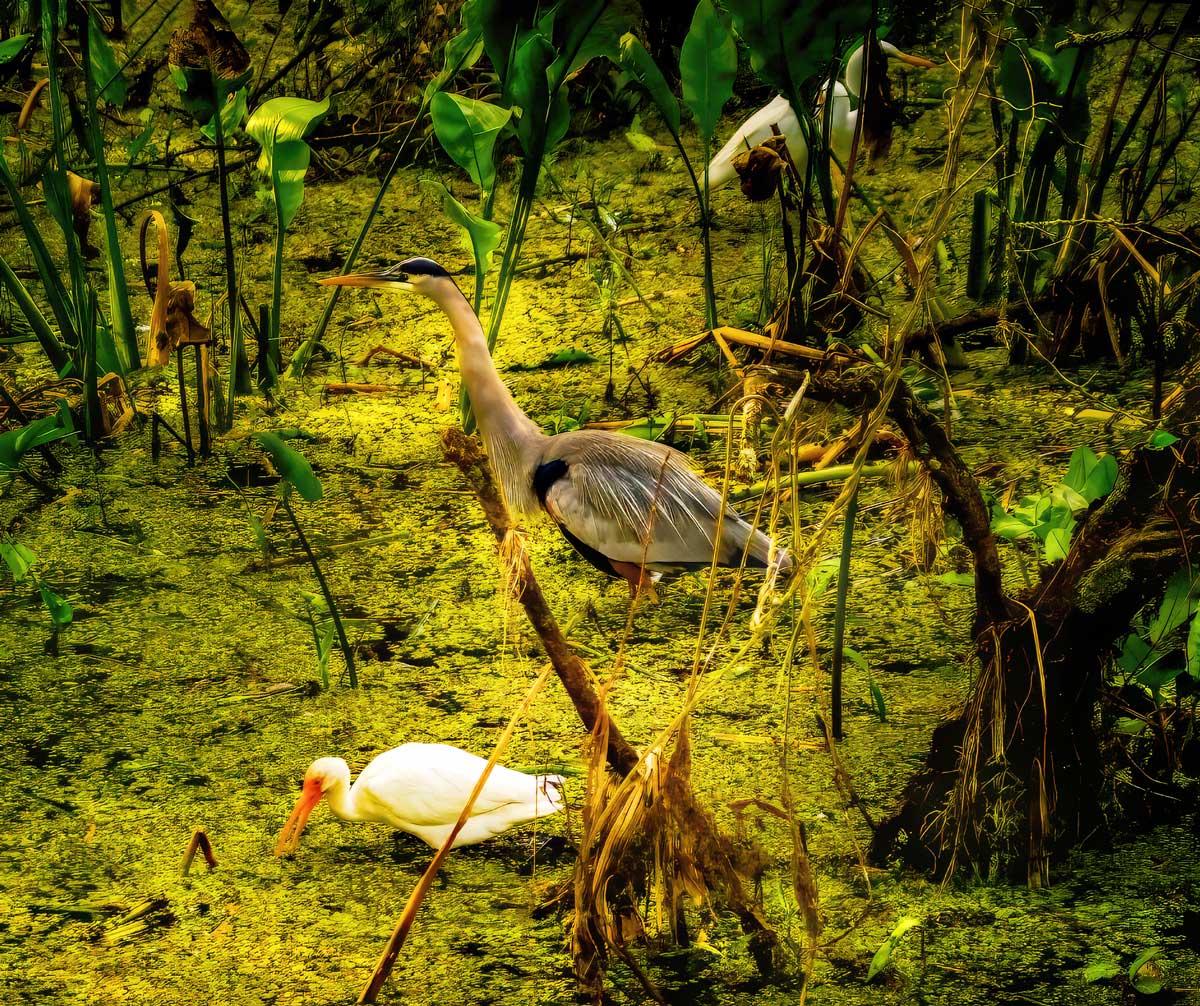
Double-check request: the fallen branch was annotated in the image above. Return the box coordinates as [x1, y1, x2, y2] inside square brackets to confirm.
[442, 428, 640, 775]
[323, 383, 397, 395]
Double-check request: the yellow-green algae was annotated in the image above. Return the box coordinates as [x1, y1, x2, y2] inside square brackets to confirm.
[1, 40, 1198, 1006]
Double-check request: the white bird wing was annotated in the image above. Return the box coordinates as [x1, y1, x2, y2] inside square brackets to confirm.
[539, 431, 768, 570]
[708, 94, 805, 189]
[354, 744, 548, 829]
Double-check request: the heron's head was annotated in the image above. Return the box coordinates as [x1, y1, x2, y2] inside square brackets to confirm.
[319, 256, 456, 299]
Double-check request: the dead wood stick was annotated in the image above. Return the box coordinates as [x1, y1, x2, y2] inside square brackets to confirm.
[323, 383, 397, 395]
[181, 828, 217, 875]
[356, 345, 435, 369]
[442, 428, 641, 776]
[359, 664, 554, 1004]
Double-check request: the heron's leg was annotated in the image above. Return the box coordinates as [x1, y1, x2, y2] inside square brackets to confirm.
[610, 560, 659, 604]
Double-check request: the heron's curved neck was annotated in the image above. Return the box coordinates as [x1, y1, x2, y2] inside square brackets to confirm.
[322, 763, 363, 822]
[427, 281, 547, 515]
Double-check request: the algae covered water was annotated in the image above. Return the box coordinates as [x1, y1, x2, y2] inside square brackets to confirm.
[2, 1, 1199, 1003]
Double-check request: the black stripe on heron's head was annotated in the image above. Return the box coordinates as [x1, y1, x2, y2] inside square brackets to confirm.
[397, 257, 451, 278]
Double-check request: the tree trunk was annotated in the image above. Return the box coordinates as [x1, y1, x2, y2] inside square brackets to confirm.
[810, 359, 1200, 881]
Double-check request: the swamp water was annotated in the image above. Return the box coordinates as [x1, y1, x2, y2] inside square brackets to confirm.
[2, 44, 1199, 1006]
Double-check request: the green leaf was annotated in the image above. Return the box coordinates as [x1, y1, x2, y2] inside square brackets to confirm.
[430, 92, 512, 195]
[508, 30, 558, 160]
[169, 64, 252, 127]
[0, 409, 76, 475]
[726, 0, 871, 114]
[512, 347, 598, 371]
[0, 255, 69, 375]
[89, 17, 126, 106]
[867, 915, 920, 981]
[0, 33, 31, 65]
[1062, 446, 1117, 504]
[245, 95, 330, 232]
[1186, 610, 1200, 680]
[200, 87, 248, 143]
[424, 6, 485, 103]
[0, 539, 36, 582]
[39, 585, 73, 626]
[1114, 716, 1146, 736]
[1117, 632, 1153, 676]
[1043, 525, 1073, 562]
[618, 413, 675, 442]
[1128, 947, 1165, 995]
[254, 431, 323, 501]
[1136, 664, 1184, 693]
[619, 33, 680, 136]
[1147, 571, 1198, 646]
[1147, 429, 1179, 450]
[1083, 959, 1121, 983]
[934, 571, 976, 587]
[425, 180, 502, 283]
[868, 677, 887, 721]
[680, 0, 737, 142]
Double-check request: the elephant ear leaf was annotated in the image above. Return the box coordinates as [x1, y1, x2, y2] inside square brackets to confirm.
[431, 92, 512, 196]
[246, 96, 330, 231]
[680, 0, 736, 143]
[425, 180, 502, 280]
[619, 33, 680, 137]
[254, 431, 323, 501]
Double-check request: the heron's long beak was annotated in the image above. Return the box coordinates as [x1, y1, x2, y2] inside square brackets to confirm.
[274, 778, 324, 856]
[319, 272, 414, 292]
[893, 50, 937, 69]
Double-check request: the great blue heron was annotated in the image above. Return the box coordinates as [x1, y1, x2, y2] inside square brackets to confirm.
[322, 258, 790, 594]
[274, 742, 565, 853]
[706, 41, 936, 190]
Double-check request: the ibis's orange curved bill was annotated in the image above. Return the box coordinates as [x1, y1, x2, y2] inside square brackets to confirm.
[274, 778, 324, 856]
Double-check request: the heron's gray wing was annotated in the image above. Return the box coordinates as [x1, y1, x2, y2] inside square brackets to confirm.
[539, 431, 763, 569]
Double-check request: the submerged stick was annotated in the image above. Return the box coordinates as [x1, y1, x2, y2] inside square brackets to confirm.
[181, 827, 217, 875]
[442, 429, 640, 776]
[359, 664, 553, 1004]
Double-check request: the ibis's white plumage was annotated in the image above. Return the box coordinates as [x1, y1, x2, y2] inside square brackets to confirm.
[275, 743, 565, 853]
[706, 41, 935, 192]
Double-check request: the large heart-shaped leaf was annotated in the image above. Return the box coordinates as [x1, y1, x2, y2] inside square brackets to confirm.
[680, 0, 736, 142]
[424, 0, 485, 102]
[1062, 446, 1117, 504]
[0, 33, 31, 66]
[254, 431, 323, 501]
[425, 180, 502, 280]
[200, 87, 248, 143]
[0, 539, 36, 582]
[246, 96, 330, 231]
[431, 92, 512, 196]
[619, 33, 680, 136]
[726, 0, 871, 111]
[1186, 610, 1200, 680]
[0, 408, 76, 474]
[1147, 570, 1198, 646]
[89, 16, 126, 106]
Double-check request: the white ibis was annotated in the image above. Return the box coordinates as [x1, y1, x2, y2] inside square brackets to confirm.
[321, 259, 790, 594]
[706, 41, 936, 190]
[274, 743, 566, 853]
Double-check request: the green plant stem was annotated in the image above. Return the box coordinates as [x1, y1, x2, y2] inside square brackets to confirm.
[699, 141, 717, 330]
[280, 493, 357, 688]
[212, 84, 251, 425]
[729, 460, 906, 502]
[271, 221, 284, 379]
[830, 486, 857, 740]
[79, 9, 139, 370]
